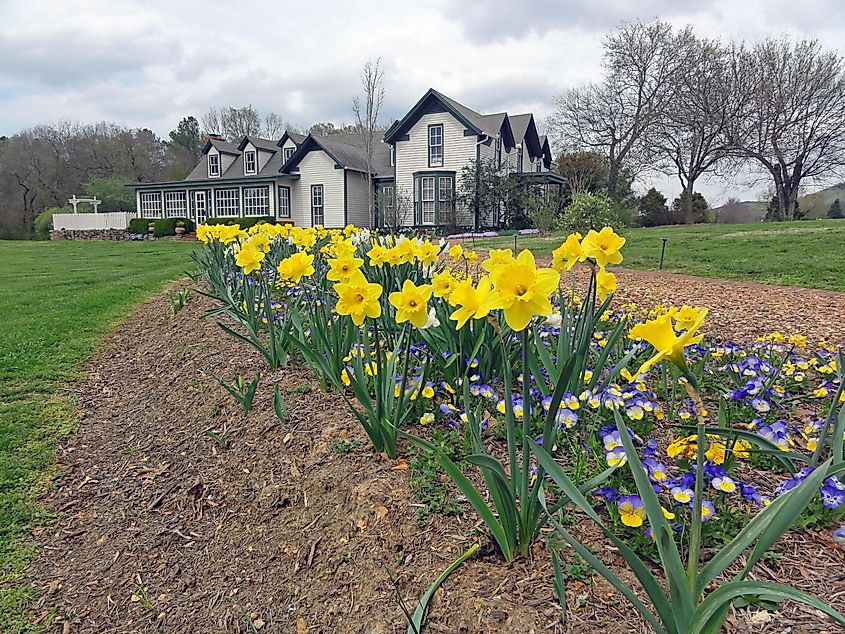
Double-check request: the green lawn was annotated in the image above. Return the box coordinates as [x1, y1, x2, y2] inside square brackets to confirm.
[0, 240, 195, 633]
[466, 220, 845, 291]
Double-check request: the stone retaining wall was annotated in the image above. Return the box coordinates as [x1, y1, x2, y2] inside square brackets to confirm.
[50, 229, 131, 240]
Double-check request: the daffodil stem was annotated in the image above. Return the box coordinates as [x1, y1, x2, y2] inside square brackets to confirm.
[520, 328, 531, 557]
[682, 373, 706, 595]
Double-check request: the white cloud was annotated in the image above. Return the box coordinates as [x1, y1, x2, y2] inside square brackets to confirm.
[1, 0, 843, 204]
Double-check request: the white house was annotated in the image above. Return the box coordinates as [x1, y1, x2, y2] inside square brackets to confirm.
[131, 88, 563, 229]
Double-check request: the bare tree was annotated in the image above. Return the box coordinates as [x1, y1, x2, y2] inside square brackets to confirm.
[727, 38, 845, 220]
[650, 37, 746, 223]
[548, 21, 685, 201]
[263, 112, 301, 139]
[352, 58, 386, 226]
[201, 107, 222, 136]
[220, 106, 262, 141]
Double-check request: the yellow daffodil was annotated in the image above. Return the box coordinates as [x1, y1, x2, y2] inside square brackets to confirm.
[417, 241, 441, 267]
[389, 279, 433, 328]
[368, 243, 389, 267]
[247, 233, 271, 253]
[465, 250, 478, 263]
[219, 224, 242, 244]
[628, 309, 707, 377]
[673, 305, 706, 331]
[385, 247, 403, 266]
[333, 238, 357, 258]
[448, 243, 463, 259]
[581, 227, 625, 267]
[432, 270, 459, 300]
[448, 276, 495, 329]
[327, 255, 364, 282]
[395, 237, 419, 264]
[234, 245, 265, 274]
[596, 267, 617, 302]
[334, 270, 383, 326]
[482, 248, 514, 273]
[489, 249, 560, 331]
[277, 251, 315, 283]
[551, 232, 585, 272]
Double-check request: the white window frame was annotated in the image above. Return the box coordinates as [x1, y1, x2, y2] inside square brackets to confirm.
[278, 186, 291, 218]
[284, 147, 295, 162]
[428, 124, 443, 167]
[421, 176, 435, 225]
[194, 191, 207, 222]
[140, 192, 162, 217]
[208, 153, 220, 177]
[311, 184, 324, 226]
[517, 145, 523, 172]
[215, 188, 240, 217]
[243, 186, 269, 216]
[389, 145, 395, 167]
[244, 150, 257, 175]
[438, 176, 453, 221]
[164, 191, 187, 218]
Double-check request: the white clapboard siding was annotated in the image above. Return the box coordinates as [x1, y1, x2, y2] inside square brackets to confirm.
[54, 212, 136, 230]
[394, 111, 477, 227]
[291, 150, 345, 227]
[345, 170, 372, 227]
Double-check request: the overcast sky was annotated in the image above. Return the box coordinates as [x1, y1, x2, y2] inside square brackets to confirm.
[2, 0, 844, 204]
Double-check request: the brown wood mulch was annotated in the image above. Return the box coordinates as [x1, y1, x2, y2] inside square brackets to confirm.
[23, 276, 845, 634]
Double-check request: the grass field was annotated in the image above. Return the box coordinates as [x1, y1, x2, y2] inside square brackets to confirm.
[466, 219, 845, 292]
[0, 240, 195, 632]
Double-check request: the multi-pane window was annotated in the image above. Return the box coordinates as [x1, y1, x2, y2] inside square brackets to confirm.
[420, 177, 435, 224]
[243, 187, 269, 216]
[311, 184, 324, 226]
[284, 147, 295, 162]
[215, 188, 240, 217]
[208, 153, 220, 177]
[278, 186, 291, 218]
[517, 146, 524, 172]
[494, 138, 502, 166]
[164, 191, 187, 217]
[389, 145, 395, 167]
[244, 151, 257, 174]
[428, 124, 443, 167]
[536, 159, 542, 173]
[439, 176, 454, 219]
[194, 191, 207, 221]
[140, 192, 162, 217]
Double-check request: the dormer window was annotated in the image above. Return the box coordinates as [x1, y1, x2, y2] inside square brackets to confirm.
[390, 145, 395, 167]
[208, 153, 220, 177]
[284, 147, 295, 162]
[244, 150, 257, 174]
[428, 124, 443, 167]
[494, 137, 501, 167]
[517, 145, 523, 172]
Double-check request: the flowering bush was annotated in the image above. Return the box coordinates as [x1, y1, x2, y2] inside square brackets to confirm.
[193, 220, 845, 628]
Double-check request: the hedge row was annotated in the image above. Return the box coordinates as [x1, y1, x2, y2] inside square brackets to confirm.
[203, 216, 277, 229]
[129, 217, 196, 236]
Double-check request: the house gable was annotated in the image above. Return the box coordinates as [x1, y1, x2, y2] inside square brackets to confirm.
[383, 89, 483, 143]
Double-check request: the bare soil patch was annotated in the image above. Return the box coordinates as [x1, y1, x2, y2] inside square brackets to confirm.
[24, 279, 845, 633]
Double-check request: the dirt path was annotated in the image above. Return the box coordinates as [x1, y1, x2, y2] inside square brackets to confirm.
[24, 278, 845, 633]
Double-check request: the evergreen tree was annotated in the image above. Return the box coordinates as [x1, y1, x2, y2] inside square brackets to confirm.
[828, 198, 843, 219]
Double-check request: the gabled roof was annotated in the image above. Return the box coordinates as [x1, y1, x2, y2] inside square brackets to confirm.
[276, 130, 306, 148]
[539, 135, 552, 168]
[279, 132, 392, 177]
[384, 88, 492, 143]
[509, 113, 543, 160]
[237, 136, 279, 153]
[202, 138, 241, 156]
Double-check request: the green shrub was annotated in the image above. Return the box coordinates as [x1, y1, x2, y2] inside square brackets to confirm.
[173, 217, 196, 232]
[129, 218, 151, 234]
[204, 216, 275, 228]
[34, 207, 73, 240]
[153, 218, 177, 237]
[559, 192, 624, 234]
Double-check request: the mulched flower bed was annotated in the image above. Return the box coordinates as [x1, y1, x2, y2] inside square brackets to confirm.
[24, 274, 845, 633]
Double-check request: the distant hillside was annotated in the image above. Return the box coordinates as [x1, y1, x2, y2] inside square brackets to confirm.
[713, 182, 845, 222]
